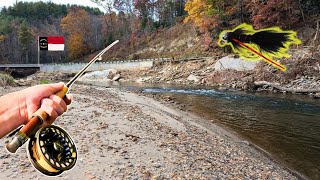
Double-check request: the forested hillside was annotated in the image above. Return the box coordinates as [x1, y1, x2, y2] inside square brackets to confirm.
[0, 2, 104, 63]
[0, 0, 319, 64]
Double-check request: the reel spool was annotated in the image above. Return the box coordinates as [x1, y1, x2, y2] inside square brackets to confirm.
[27, 125, 77, 176]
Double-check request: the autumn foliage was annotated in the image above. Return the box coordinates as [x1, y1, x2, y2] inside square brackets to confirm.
[184, 0, 218, 33]
[246, 0, 301, 29]
[61, 7, 92, 60]
[0, 1, 319, 63]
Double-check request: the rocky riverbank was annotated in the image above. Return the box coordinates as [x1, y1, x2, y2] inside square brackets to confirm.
[7, 53, 320, 99]
[117, 56, 320, 98]
[0, 84, 300, 179]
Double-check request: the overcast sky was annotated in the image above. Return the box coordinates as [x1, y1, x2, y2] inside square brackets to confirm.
[0, 0, 106, 12]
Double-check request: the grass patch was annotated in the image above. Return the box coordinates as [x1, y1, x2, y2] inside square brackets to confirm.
[39, 79, 51, 84]
[0, 72, 15, 87]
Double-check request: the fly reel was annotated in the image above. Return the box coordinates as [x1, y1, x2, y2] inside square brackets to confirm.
[27, 125, 77, 176]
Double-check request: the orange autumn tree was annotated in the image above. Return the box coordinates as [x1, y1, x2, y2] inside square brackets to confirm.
[184, 0, 244, 33]
[184, 0, 222, 33]
[0, 35, 5, 42]
[184, 0, 210, 24]
[61, 7, 92, 60]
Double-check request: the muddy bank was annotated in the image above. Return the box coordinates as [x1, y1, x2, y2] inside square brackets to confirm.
[0, 84, 299, 179]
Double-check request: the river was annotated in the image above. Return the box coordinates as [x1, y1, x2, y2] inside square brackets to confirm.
[89, 81, 320, 179]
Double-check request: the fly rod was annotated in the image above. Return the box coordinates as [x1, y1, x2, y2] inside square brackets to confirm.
[6, 40, 119, 154]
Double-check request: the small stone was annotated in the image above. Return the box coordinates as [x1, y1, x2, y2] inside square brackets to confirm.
[152, 175, 164, 180]
[152, 163, 161, 168]
[240, 140, 250, 146]
[112, 74, 121, 81]
[85, 172, 96, 180]
[187, 74, 200, 83]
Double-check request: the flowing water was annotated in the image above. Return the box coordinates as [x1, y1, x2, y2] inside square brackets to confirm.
[92, 81, 320, 179]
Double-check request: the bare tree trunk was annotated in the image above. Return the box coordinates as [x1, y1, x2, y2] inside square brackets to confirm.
[25, 51, 28, 64]
[0, 49, 5, 63]
[298, 0, 306, 24]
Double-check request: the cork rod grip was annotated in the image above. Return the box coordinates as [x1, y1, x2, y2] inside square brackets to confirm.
[20, 85, 69, 137]
[6, 85, 69, 153]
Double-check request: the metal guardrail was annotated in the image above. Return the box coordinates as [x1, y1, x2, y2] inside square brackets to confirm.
[0, 64, 41, 68]
[0, 56, 217, 68]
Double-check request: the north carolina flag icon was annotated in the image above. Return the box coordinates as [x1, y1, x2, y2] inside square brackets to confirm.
[48, 36, 64, 51]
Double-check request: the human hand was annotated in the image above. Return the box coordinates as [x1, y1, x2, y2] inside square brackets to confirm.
[18, 82, 72, 126]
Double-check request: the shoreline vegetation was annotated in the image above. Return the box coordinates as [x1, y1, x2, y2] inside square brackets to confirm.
[0, 83, 302, 179]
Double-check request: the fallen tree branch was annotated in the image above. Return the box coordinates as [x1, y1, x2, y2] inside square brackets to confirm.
[254, 81, 320, 93]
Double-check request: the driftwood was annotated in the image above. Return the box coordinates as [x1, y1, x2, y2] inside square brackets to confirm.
[254, 81, 320, 93]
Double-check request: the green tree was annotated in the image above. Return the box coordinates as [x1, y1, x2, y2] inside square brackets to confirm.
[0, 15, 12, 35]
[18, 21, 33, 63]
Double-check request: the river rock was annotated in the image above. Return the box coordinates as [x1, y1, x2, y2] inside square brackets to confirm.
[136, 77, 152, 83]
[187, 74, 200, 83]
[112, 74, 121, 81]
[154, 77, 161, 81]
[26, 76, 33, 81]
[300, 27, 316, 40]
[81, 69, 117, 80]
[214, 56, 257, 71]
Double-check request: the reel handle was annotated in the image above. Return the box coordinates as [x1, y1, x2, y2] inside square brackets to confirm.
[6, 85, 69, 153]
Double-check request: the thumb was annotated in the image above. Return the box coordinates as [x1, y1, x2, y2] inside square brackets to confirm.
[36, 82, 65, 98]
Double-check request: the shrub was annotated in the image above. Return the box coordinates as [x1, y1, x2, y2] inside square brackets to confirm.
[0, 73, 15, 87]
[39, 79, 51, 84]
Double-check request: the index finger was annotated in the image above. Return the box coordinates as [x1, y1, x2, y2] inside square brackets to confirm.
[64, 94, 72, 105]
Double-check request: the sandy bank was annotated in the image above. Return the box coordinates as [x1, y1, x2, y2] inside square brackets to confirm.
[0, 84, 298, 179]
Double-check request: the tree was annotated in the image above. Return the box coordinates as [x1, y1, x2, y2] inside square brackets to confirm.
[0, 35, 6, 62]
[61, 7, 92, 60]
[0, 1, 105, 63]
[152, 0, 186, 27]
[297, 0, 320, 16]
[134, 0, 152, 29]
[184, 0, 220, 32]
[184, 0, 251, 34]
[0, 15, 12, 35]
[245, 0, 300, 28]
[91, 0, 114, 13]
[18, 21, 33, 63]
[0, 35, 5, 42]
[114, 0, 134, 13]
